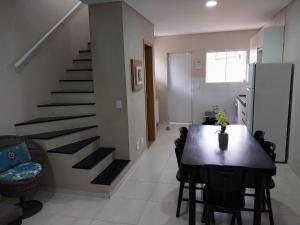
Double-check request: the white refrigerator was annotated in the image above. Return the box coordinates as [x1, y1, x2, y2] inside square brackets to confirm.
[246, 63, 293, 163]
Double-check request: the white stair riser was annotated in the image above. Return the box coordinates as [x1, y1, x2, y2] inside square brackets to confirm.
[16, 116, 96, 136]
[51, 93, 95, 103]
[41, 159, 131, 196]
[47, 152, 113, 183]
[75, 153, 113, 181]
[46, 139, 100, 166]
[38, 105, 96, 117]
[66, 71, 93, 80]
[33, 127, 98, 150]
[59, 82, 94, 91]
[72, 61, 92, 69]
[72, 139, 100, 165]
[78, 52, 92, 59]
[42, 165, 110, 195]
[90, 153, 114, 180]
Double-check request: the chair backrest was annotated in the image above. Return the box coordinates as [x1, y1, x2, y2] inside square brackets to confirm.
[179, 127, 188, 142]
[261, 140, 276, 162]
[0, 135, 47, 165]
[204, 165, 247, 209]
[254, 130, 265, 143]
[174, 138, 185, 170]
[174, 128, 188, 172]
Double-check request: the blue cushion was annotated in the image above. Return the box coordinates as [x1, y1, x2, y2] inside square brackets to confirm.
[0, 162, 42, 182]
[0, 143, 31, 173]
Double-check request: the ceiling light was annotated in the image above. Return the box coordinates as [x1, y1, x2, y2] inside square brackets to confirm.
[206, 0, 218, 8]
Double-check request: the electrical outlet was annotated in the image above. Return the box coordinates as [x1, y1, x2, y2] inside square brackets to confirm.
[140, 137, 144, 145]
[115, 100, 123, 109]
[136, 140, 140, 151]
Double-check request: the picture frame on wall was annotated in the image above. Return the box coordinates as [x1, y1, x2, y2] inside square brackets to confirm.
[131, 59, 143, 92]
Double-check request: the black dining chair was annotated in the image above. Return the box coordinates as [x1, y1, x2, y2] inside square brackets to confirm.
[254, 130, 265, 143]
[248, 132, 276, 225]
[261, 141, 276, 162]
[174, 137, 205, 218]
[203, 166, 247, 225]
[179, 127, 188, 141]
[260, 140, 276, 225]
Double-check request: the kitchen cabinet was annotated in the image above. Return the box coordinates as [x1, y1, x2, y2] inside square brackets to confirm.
[250, 26, 284, 64]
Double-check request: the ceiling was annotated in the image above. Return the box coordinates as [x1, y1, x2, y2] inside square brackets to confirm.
[81, 0, 292, 36]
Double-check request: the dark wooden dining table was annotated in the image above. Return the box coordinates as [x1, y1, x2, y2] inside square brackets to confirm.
[181, 125, 276, 225]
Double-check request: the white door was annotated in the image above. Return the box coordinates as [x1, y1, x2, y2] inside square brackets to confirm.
[168, 53, 192, 123]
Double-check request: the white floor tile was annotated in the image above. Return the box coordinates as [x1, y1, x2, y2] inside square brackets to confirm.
[159, 168, 178, 184]
[91, 220, 130, 225]
[59, 196, 108, 219]
[150, 183, 179, 203]
[47, 215, 92, 225]
[23, 213, 54, 225]
[128, 165, 164, 182]
[114, 180, 156, 200]
[96, 197, 147, 224]
[138, 201, 186, 225]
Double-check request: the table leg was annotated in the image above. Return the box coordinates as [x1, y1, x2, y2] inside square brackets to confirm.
[253, 174, 264, 225]
[189, 173, 196, 225]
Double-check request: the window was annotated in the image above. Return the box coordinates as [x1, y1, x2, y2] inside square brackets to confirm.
[206, 51, 247, 83]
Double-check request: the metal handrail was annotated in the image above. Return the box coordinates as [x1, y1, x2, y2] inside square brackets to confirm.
[14, 2, 82, 68]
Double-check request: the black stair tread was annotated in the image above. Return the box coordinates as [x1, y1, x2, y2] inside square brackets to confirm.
[38, 103, 95, 107]
[15, 114, 96, 126]
[26, 125, 98, 140]
[72, 148, 115, 169]
[51, 91, 94, 94]
[48, 136, 100, 154]
[66, 69, 92, 72]
[59, 80, 93, 82]
[73, 59, 92, 62]
[79, 49, 91, 53]
[91, 160, 130, 185]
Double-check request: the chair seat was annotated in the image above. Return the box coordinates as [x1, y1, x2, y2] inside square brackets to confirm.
[0, 162, 42, 182]
[176, 170, 203, 183]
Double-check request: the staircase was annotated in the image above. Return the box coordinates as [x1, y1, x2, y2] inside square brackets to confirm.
[14, 42, 130, 196]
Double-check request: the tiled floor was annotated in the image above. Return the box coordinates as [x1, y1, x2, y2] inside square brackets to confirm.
[6, 124, 300, 225]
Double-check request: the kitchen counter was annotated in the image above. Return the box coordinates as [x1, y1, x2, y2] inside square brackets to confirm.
[237, 95, 246, 107]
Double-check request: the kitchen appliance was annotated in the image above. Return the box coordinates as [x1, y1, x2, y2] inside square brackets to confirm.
[246, 63, 293, 163]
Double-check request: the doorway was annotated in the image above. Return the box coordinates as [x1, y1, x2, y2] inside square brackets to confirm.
[167, 53, 192, 123]
[144, 41, 156, 143]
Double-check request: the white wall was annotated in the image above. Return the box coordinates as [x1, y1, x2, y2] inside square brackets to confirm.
[0, 0, 90, 134]
[154, 30, 257, 123]
[89, 2, 130, 159]
[264, 10, 286, 27]
[282, 0, 300, 175]
[192, 78, 245, 123]
[122, 3, 155, 161]
[89, 2, 154, 160]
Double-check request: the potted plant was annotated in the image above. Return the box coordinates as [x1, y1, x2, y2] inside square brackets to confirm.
[216, 109, 229, 149]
